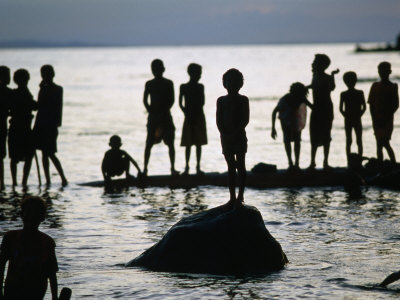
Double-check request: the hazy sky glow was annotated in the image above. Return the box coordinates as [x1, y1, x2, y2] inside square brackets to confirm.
[0, 0, 399, 45]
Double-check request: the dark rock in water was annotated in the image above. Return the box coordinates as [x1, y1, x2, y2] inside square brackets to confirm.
[126, 204, 288, 275]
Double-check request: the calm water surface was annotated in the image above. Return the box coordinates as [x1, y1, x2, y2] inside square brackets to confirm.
[0, 44, 400, 299]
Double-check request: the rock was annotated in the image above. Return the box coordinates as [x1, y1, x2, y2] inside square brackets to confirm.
[126, 204, 288, 275]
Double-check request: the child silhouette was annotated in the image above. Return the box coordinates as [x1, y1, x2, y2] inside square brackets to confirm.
[179, 63, 208, 175]
[102, 135, 141, 184]
[308, 54, 339, 170]
[0, 66, 12, 190]
[368, 62, 399, 163]
[271, 82, 312, 169]
[0, 196, 59, 300]
[216, 69, 249, 207]
[8, 69, 37, 188]
[142, 59, 178, 176]
[339, 71, 366, 162]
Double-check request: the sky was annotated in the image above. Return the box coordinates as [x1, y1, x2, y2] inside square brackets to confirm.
[0, 0, 399, 46]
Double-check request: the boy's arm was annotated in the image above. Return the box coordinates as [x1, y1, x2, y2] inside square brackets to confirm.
[126, 153, 141, 174]
[271, 106, 278, 140]
[360, 91, 366, 115]
[143, 83, 150, 112]
[339, 93, 345, 116]
[178, 85, 185, 113]
[303, 97, 313, 109]
[200, 84, 205, 107]
[243, 97, 250, 128]
[49, 272, 58, 300]
[393, 84, 399, 113]
[216, 98, 224, 134]
[167, 81, 174, 109]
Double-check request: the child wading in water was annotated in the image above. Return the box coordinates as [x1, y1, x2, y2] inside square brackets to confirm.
[0, 196, 59, 300]
[216, 69, 249, 207]
[339, 71, 366, 162]
[271, 82, 312, 170]
[368, 62, 399, 163]
[179, 63, 207, 175]
[102, 135, 142, 184]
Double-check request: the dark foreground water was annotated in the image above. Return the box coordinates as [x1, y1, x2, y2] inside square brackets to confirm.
[1, 44, 400, 299]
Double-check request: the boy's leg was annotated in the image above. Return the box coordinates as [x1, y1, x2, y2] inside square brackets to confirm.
[383, 141, 396, 163]
[294, 140, 300, 168]
[22, 155, 34, 186]
[345, 123, 352, 160]
[49, 153, 68, 186]
[309, 144, 317, 169]
[143, 143, 153, 176]
[283, 139, 293, 168]
[323, 141, 331, 169]
[42, 153, 51, 185]
[184, 146, 191, 174]
[196, 145, 203, 174]
[376, 139, 384, 161]
[10, 159, 17, 186]
[167, 142, 178, 175]
[236, 153, 246, 203]
[355, 125, 363, 157]
[224, 154, 236, 203]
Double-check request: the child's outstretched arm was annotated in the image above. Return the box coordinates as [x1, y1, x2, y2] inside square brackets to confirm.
[49, 272, 58, 300]
[127, 154, 142, 174]
[379, 270, 400, 287]
[271, 106, 278, 140]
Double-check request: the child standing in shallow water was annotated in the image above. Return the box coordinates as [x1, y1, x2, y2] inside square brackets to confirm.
[179, 63, 208, 175]
[216, 69, 249, 207]
[339, 71, 366, 162]
[0, 196, 59, 300]
[368, 61, 399, 163]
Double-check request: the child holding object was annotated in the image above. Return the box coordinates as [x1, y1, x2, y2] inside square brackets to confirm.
[339, 71, 366, 162]
[271, 82, 313, 170]
[216, 69, 249, 207]
[0, 196, 59, 300]
[102, 135, 142, 184]
[179, 63, 208, 175]
[368, 62, 399, 163]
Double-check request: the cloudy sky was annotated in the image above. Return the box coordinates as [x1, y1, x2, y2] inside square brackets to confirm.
[0, 0, 399, 46]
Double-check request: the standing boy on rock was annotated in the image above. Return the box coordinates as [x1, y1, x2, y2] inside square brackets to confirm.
[216, 68, 249, 207]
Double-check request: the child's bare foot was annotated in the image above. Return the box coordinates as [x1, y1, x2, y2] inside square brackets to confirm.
[171, 168, 179, 176]
[183, 167, 189, 175]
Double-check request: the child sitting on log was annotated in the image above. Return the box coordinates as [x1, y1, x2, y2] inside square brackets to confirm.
[102, 135, 141, 184]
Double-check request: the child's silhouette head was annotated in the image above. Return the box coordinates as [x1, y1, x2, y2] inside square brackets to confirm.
[13, 69, 30, 87]
[0, 66, 10, 85]
[223, 68, 244, 93]
[187, 63, 202, 82]
[378, 61, 391, 81]
[109, 135, 122, 149]
[312, 54, 331, 72]
[151, 59, 165, 77]
[41, 64, 55, 81]
[289, 82, 308, 98]
[343, 71, 357, 89]
[21, 196, 47, 230]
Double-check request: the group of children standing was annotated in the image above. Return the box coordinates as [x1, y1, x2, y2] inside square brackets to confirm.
[272, 55, 399, 170]
[0, 65, 68, 190]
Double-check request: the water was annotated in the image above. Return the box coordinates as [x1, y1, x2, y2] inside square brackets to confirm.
[1, 44, 400, 299]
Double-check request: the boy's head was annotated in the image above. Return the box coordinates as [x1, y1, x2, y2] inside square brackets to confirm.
[289, 82, 308, 98]
[109, 135, 122, 149]
[187, 63, 202, 81]
[343, 71, 357, 88]
[0, 66, 10, 85]
[151, 59, 165, 77]
[378, 61, 391, 80]
[13, 69, 30, 87]
[223, 68, 244, 93]
[41, 64, 55, 81]
[21, 196, 47, 230]
[312, 54, 331, 72]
